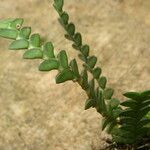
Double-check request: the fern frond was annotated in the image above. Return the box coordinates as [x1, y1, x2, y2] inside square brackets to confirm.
[115, 90, 150, 144]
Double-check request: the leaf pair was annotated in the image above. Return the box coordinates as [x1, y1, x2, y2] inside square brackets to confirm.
[24, 41, 55, 61]
[53, 0, 64, 13]
[56, 50, 75, 83]
[55, 69, 74, 84]
[0, 18, 23, 30]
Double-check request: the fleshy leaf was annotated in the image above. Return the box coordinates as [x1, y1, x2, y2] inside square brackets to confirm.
[61, 12, 69, 25]
[81, 44, 89, 57]
[0, 18, 15, 29]
[54, 0, 64, 12]
[29, 34, 40, 48]
[98, 76, 107, 89]
[104, 88, 114, 99]
[70, 59, 80, 78]
[43, 42, 55, 59]
[74, 32, 82, 46]
[92, 67, 101, 79]
[10, 18, 24, 29]
[81, 70, 88, 90]
[85, 99, 95, 110]
[58, 50, 68, 69]
[9, 39, 29, 50]
[55, 69, 74, 84]
[19, 27, 31, 39]
[39, 59, 59, 71]
[23, 48, 43, 59]
[0, 29, 18, 39]
[110, 98, 120, 109]
[67, 23, 75, 36]
[87, 56, 97, 68]
[102, 118, 112, 131]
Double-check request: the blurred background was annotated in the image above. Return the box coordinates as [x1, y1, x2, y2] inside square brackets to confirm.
[0, 0, 150, 149]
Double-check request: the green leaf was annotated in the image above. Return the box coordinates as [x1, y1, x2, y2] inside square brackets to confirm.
[87, 56, 97, 68]
[112, 107, 122, 118]
[19, 27, 31, 39]
[112, 135, 135, 144]
[120, 108, 136, 118]
[81, 70, 88, 90]
[83, 63, 92, 72]
[0, 29, 18, 39]
[112, 128, 135, 144]
[106, 121, 117, 134]
[137, 127, 149, 137]
[123, 92, 140, 101]
[9, 39, 29, 50]
[43, 42, 55, 59]
[81, 44, 89, 57]
[138, 118, 150, 128]
[140, 90, 150, 100]
[0, 18, 15, 29]
[74, 32, 82, 46]
[67, 23, 75, 36]
[97, 89, 107, 114]
[98, 76, 107, 89]
[87, 79, 95, 98]
[39, 59, 59, 71]
[120, 125, 135, 132]
[138, 106, 150, 119]
[110, 98, 120, 109]
[23, 48, 43, 59]
[120, 117, 137, 125]
[92, 67, 101, 79]
[78, 54, 86, 62]
[55, 69, 74, 84]
[121, 100, 137, 108]
[141, 90, 150, 97]
[104, 88, 114, 99]
[10, 18, 24, 29]
[102, 118, 112, 131]
[61, 12, 69, 25]
[70, 59, 80, 78]
[64, 34, 72, 41]
[58, 50, 68, 69]
[29, 34, 40, 48]
[72, 43, 80, 50]
[142, 99, 150, 108]
[85, 99, 95, 110]
[54, 0, 64, 12]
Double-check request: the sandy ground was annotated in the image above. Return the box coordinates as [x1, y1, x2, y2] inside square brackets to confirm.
[0, 0, 150, 150]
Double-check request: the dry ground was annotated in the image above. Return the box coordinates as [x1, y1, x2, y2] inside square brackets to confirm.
[0, 0, 150, 150]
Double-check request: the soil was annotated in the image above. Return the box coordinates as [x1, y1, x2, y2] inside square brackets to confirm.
[0, 0, 150, 150]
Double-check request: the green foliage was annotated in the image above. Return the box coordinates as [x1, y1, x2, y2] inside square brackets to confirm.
[0, 29, 18, 39]
[9, 39, 29, 50]
[98, 76, 107, 89]
[0, 18, 75, 84]
[85, 99, 95, 110]
[57, 50, 69, 69]
[23, 49, 43, 59]
[70, 59, 80, 78]
[112, 90, 150, 145]
[39, 59, 59, 71]
[0, 0, 149, 149]
[55, 69, 75, 84]
[43, 42, 55, 59]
